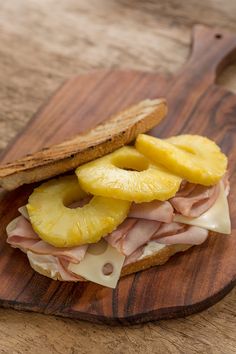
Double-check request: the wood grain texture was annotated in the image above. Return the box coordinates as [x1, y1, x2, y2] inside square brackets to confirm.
[0, 24, 235, 326]
[1, 0, 236, 353]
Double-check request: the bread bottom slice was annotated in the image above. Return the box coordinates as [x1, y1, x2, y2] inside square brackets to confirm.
[121, 244, 192, 277]
[27, 243, 193, 282]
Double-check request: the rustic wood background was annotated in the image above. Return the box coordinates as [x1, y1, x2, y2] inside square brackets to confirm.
[0, 0, 236, 353]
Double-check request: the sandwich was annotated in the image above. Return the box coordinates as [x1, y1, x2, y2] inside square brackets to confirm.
[3, 99, 231, 288]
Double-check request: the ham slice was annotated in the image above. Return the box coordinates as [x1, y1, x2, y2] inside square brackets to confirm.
[156, 226, 208, 245]
[7, 216, 87, 281]
[7, 216, 87, 263]
[170, 182, 220, 217]
[152, 222, 186, 239]
[124, 224, 208, 265]
[27, 252, 84, 281]
[123, 224, 208, 265]
[106, 219, 160, 256]
[56, 258, 85, 281]
[129, 200, 174, 223]
[123, 247, 144, 266]
[124, 223, 208, 264]
[122, 220, 160, 256]
[29, 241, 87, 264]
[7, 216, 39, 240]
[175, 181, 196, 197]
[105, 218, 137, 249]
[7, 216, 40, 251]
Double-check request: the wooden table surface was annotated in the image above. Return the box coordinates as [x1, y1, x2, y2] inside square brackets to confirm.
[0, 1, 236, 353]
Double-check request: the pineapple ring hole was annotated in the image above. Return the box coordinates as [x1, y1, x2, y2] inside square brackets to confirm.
[112, 154, 149, 172]
[102, 263, 114, 276]
[64, 196, 92, 209]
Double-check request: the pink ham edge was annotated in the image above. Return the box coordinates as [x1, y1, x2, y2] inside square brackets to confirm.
[174, 181, 196, 197]
[29, 241, 88, 263]
[7, 215, 39, 240]
[121, 220, 161, 256]
[124, 247, 144, 266]
[7, 216, 87, 263]
[58, 258, 85, 281]
[129, 200, 174, 223]
[152, 222, 186, 239]
[106, 219, 161, 256]
[170, 182, 220, 217]
[105, 218, 137, 249]
[156, 226, 208, 245]
[7, 216, 41, 251]
[123, 224, 208, 265]
[27, 252, 84, 281]
[7, 216, 87, 281]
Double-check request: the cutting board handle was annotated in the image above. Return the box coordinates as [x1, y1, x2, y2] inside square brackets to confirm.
[183, 25, 236, 86]
[159, 25, 236, 136]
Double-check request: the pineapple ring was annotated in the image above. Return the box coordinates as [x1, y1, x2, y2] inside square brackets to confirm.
[136, 134, 227, 186]
[27, 175, 130, 247]
[76, 146, 182, 203]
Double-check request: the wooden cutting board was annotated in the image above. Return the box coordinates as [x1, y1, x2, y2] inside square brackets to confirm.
[0, 25, 235, 325]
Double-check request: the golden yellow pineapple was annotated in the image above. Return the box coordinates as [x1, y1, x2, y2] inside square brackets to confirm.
[27, 175, 130, 247]
[136, 134, 227, 186]
[76, 146, 182, 203]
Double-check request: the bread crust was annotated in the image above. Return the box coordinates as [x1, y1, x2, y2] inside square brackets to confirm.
[121, 244, 192, 277]
[0, 98, 167, 190]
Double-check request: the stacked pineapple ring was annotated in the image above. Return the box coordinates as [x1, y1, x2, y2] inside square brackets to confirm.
[27, 175, 130, 247]
[76, 146, 182, 203]
[27, 135, 227, 247]
[136, 134, 227, 186]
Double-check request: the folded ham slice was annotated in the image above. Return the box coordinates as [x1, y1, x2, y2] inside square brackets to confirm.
[129, 200, 174, 223]
[155, 225, 208, 245]
[112, 219, 160, 256]
[7, 216, 40, 250]
[7, 216, 88, 263]
[123, 247, 144, 266]
[104, 218, 137, 249]
[170, 181, 220, 218]
[152, 222, 186, 239]
[29, 240, 88, 264]
[7, 216, 38, 240]
[122, 223, 208, 266]
[107, 219, 208, 264]
[27, 252, 85, 281]
[7, 216, 88, 280]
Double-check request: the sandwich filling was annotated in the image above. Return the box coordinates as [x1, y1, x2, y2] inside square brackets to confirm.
[7, 175, 230, 288]
[6, 133, 231, 288]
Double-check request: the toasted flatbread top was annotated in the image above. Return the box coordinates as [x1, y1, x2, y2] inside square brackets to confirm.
[0, 98, 167, 190]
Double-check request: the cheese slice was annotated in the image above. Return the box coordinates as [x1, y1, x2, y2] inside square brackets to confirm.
[18, 206, 30, 220]
[68, 239, 125, 288]
[6, 216, 21, 234]
[174, 182, 231, 234]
